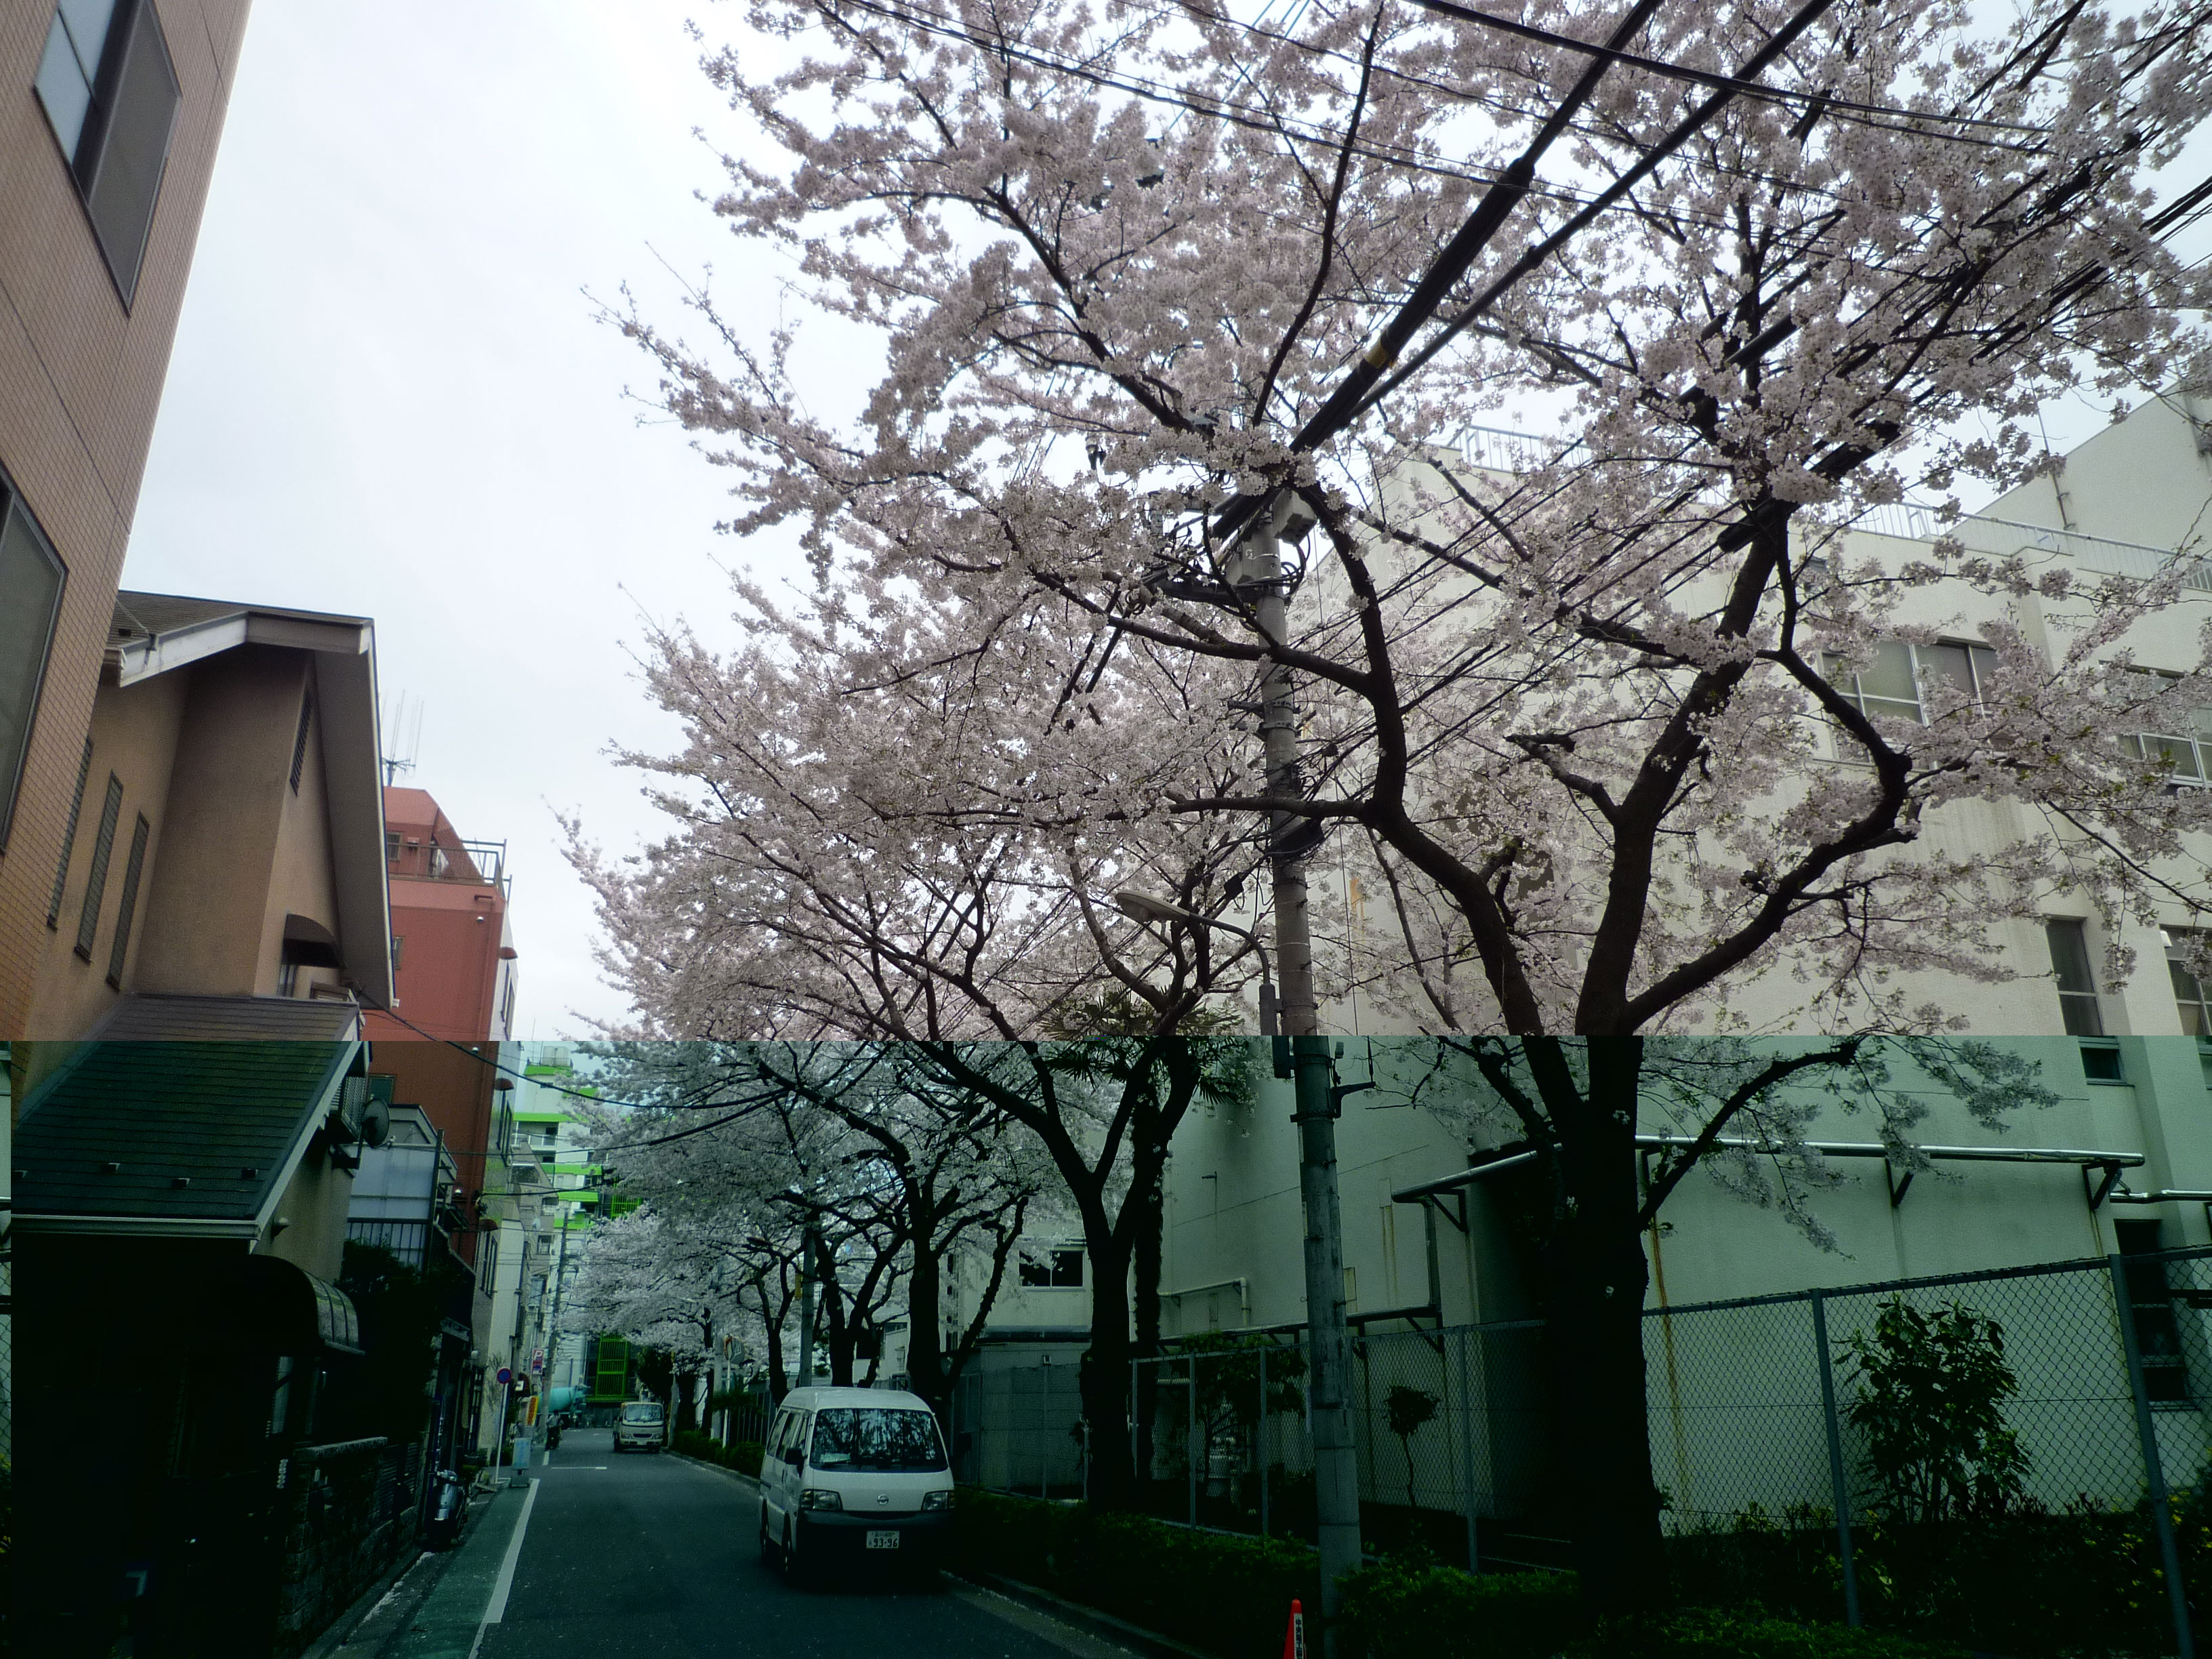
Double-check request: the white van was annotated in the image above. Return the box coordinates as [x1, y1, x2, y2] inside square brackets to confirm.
[615, 1399, 667, 1453]
[756, 1387, 954, 1582]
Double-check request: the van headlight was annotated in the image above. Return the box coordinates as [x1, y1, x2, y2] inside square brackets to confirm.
[922, 1490, 954, 1512]
[799, 1489, 843, 1511]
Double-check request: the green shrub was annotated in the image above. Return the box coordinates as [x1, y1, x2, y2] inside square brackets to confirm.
[672, 1430, 764, 1477]
[1566, 1608, 1969, 1658]
[1338, 1558, 1580, 1659]
[953, 1490, 1321, 1659]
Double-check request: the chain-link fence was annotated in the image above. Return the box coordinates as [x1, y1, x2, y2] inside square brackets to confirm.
[962, 1247, 2212, 1654]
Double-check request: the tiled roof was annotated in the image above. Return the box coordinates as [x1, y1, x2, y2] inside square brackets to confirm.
[17, 1041, 354, 1223]
[88, 994, 363, 1042]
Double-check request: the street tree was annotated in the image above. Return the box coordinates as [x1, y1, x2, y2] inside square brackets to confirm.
[612, 0, 2212, 1610]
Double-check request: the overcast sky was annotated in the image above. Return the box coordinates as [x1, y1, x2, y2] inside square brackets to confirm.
[126, 2, 821, 1037]
[122, 4, 2207, 1040]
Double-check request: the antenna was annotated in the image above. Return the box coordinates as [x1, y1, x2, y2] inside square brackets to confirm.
[380, 691, 426, 785]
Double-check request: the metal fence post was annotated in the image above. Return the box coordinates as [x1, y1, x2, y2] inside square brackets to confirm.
[2112, 1254, 2196, 1659]
[1809, 1292, 1861, 1628]
[1189, 1354, 1200, 1527]
[1259, 1344, 1270, 1539]
[1458, 1324, 1479, 1574]
[1130, 1358, 1140, 1505]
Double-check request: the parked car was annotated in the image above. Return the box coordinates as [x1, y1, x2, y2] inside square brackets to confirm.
[614, 1399, 667, 1454]
[757, 1387, 954, 1585]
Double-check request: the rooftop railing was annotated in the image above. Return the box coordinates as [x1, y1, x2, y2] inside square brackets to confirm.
[386, 836, 508, 889]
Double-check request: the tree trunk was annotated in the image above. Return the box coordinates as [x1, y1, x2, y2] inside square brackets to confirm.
[1542, 1038, 1668, 1618]
[757, 1280, 790, 1404]
[821, 1264, 854, 1387]
[905, 1227, 948, 1424]
[1081, 1237, 1136, 1507]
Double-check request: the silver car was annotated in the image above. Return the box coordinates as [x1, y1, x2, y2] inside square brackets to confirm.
[614, 1399, 667, 1453]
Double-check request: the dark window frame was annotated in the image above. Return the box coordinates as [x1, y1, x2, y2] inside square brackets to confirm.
[2116, 1220, 2192, 1404]
[31, 0, 182, 310]
[45, 736, 94, 924]
[289, 682, 315, 793]
[0, 464, 70, 855]
[74, 772, 123, 961]
[104, 810, 148, 987]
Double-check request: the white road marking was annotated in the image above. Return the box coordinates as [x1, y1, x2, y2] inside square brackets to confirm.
[481, 1477, 541, 1628]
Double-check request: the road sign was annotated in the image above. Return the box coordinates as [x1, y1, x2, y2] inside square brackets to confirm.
[496, 1366, 512, 1385]
[531, 1348, 546, 1374]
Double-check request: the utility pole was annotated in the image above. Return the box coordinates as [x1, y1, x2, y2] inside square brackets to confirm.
[1226, 495, 1361, 1648]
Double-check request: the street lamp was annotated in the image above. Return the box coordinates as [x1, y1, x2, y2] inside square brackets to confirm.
[1111, 890, 1279, 1036]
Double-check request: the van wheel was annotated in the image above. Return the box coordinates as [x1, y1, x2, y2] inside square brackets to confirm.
[758, 1509, 778, 1570]
[782, 1519, 804, 1587]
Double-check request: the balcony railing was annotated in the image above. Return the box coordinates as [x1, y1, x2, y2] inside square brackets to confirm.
[386, 836, 507, 889]
[1840, 505, 2212, 592]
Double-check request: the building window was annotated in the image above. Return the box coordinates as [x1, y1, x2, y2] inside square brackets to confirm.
[390, 935, 405, 973]
[289, 685, 315, 792]
[1021, 1247, 1084, 1288]
[2167, 928, 2212, 1037]
[2121, 671, 2212, 787]
[2117, 1220, 2190, 1404]
[104, 812, 148, 987]
[73, 773, 123, 961]
[45, 737, 93, 924]
[0, 474, 68, 853]
[480, 1233, 498, 1297]
[1822, 640, 1997, 751]
[385, 832, 402, 864]
[34, 0, 180, 307]
[2046, 918, 2108, 1037]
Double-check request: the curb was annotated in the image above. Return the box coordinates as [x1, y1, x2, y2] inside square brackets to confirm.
[949, 1568, 1215, 1659]
[667, 1449, 763, 1494]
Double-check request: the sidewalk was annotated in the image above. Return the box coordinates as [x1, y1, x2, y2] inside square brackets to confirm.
[320, 1479, 537, 1659]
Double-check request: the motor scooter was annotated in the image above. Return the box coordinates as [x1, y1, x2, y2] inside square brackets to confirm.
[425, 1469, 468, 1550]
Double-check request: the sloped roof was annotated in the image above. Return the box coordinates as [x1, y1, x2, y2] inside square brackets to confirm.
[104, 592, 391, 1010]
[88, 993, 363, 1042]
[16, 1040, 356, 1231]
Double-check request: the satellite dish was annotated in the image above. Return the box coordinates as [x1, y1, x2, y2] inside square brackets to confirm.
[361, 1099, 392, 1148]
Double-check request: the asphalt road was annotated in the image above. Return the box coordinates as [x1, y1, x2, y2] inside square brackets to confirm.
[440, 1427, 1135, 1659]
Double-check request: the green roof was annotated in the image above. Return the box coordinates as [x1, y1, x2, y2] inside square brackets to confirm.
[514, 1110, 571, 1124]
[548, 1164, 602, 1176]
[18, 1042, 354, 1224]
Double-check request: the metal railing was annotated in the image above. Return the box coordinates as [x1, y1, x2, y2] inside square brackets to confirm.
[964, 1248, 2212, 1656]
[1843, 505, 2212, 592]
[385, 836, 508, 888]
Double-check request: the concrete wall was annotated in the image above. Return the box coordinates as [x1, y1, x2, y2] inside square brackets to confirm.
[0, 0, 253, 1035]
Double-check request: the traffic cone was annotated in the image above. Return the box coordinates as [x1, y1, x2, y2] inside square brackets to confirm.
[1282, 1598, 1305, 1659]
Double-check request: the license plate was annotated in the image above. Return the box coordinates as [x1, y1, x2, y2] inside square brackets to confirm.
[865, 1530, 900, 1550]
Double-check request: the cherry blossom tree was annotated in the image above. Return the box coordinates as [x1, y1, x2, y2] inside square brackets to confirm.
[602, 0, 2212, 1610]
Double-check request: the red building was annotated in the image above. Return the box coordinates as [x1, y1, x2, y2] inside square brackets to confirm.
[367, 787, 518, 1044]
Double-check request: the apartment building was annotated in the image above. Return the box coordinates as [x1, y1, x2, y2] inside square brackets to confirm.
[366, 786, 520, 1045]
[1, 0, 254, 1038]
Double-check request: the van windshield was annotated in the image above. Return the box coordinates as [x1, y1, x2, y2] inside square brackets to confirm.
[620, 1403, 664, 1423]
[808, 1408, 947, 1472]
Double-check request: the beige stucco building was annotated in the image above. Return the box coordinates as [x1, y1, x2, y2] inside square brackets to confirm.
[1, 0, 253, 1040]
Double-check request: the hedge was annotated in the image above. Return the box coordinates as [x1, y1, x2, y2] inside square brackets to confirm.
[1564, 1609, 1971, 1659]
[1332, 1559, 1968, 1659]
[672, 1431, 764, 1478]
[1337, 1560, 1581, 1659]
[953, 1490, 1320, 1659]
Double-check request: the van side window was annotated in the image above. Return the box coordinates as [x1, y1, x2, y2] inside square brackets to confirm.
[785, 1412, 810, 1465]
